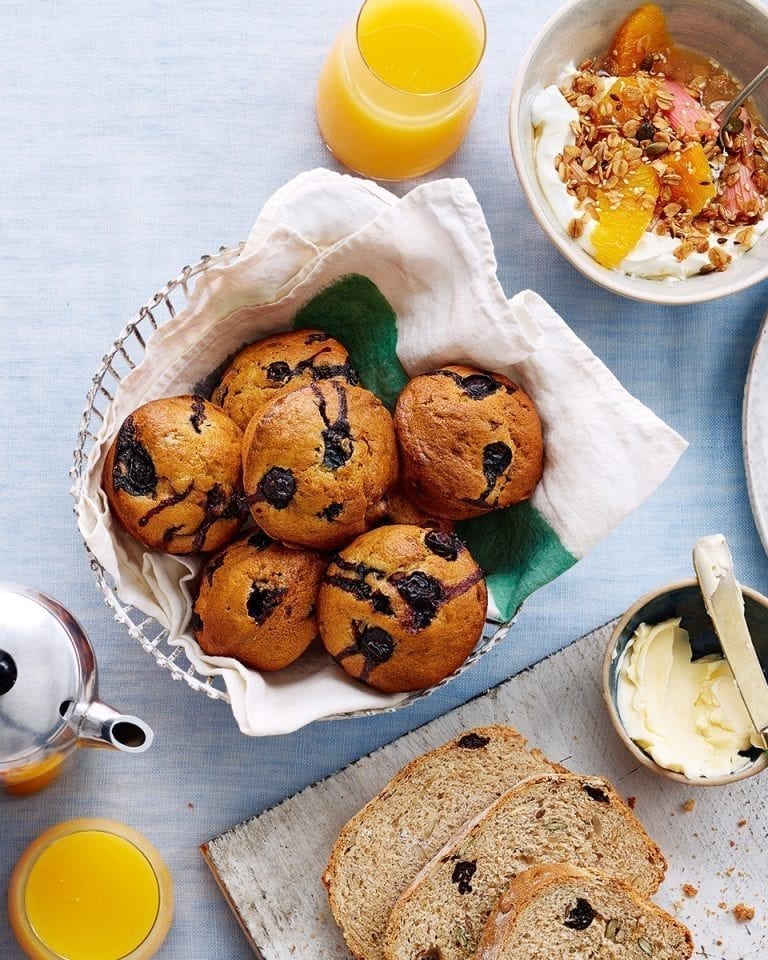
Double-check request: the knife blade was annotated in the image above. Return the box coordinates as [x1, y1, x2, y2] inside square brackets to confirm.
[693, 534, 768, 748]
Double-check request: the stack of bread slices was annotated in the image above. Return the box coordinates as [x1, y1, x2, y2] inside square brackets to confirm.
[323, 725, 693, 960]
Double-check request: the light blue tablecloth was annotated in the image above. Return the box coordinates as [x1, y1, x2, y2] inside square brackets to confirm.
[1, 1, 767, 956]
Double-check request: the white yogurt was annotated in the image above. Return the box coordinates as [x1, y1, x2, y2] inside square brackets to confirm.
[530, 82, 768, 281]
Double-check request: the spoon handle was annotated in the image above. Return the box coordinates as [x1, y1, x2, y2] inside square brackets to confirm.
[718, 62, 768, 134]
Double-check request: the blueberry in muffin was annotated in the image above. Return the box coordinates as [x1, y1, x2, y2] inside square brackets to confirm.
[102, 395, 246, 554]
[211, 329, 359, 431]
[317, 524, 487, 693]
[394, 365, 544, 520]
[242, 380, 399, 550]
[192, 532, 325, 671]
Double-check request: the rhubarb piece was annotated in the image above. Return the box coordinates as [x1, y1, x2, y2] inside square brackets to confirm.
[721, 160, 762, 218]
[659, 79, 716, 141]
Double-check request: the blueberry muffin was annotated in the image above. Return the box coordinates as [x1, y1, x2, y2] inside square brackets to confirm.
[192, 531, 325, 671]
[367, 488, 455, 533]
[317, 524, 487, 693]
[102, 395, 246, 554]
[212, 329, 359, 431]
[242, 380, 399, 550]
[395, 365, 544, 520]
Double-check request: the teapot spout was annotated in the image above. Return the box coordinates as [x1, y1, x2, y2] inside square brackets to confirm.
[75, 699, 154, 753]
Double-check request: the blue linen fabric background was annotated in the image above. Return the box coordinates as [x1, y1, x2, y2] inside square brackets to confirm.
[1, 0, 768, 956]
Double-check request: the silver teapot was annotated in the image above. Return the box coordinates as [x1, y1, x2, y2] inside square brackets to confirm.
[0, 583, 153, 797]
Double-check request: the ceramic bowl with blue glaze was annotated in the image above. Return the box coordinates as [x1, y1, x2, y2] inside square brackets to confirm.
[603, 579, 768, 786]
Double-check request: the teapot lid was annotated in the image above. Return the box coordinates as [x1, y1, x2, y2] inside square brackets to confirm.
[0, 583, 90, 766]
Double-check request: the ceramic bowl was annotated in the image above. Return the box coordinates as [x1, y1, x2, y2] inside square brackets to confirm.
[509, 0, 768, 304]
[603, 578, 768, 786]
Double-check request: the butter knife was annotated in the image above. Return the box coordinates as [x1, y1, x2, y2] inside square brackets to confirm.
[693, 534, 768, 749]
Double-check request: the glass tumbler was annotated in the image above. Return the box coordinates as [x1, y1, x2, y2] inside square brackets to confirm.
[316, 0, 486, 181]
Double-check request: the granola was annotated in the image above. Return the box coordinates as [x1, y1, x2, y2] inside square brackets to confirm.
[532, 3, 768, 278]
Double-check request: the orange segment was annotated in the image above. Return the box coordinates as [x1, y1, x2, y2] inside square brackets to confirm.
[664, 143, 716, 214]
[596, 75, 659, 126]
[592, 163, 660, 269]
[608, 4, 671, 75]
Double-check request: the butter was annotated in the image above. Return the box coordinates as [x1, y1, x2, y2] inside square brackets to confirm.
[617, 618, 763, 779]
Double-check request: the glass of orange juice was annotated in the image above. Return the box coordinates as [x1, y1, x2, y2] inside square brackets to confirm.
[316, 0, 486, 181]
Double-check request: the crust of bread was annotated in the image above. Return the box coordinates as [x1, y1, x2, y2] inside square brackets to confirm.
[477, 864, 694, 960]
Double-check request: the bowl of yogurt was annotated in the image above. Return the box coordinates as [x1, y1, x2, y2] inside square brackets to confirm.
[509, 0, 768, 303]
[603, 579, 768, 786]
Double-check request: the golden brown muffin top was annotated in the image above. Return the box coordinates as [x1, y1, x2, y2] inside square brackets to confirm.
[318, 524, 487, 692]
[103, 395, 246, 554]
[395, 365, 544, 520]
[193, 531, 326, 671]
[212, 329, 358, 431]
[242, 380, 398, 550]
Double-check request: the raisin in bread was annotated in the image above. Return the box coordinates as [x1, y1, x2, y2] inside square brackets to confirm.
[477, 864, 693, 960]
[323, 726, 560, 960]
[384, 773, 666, 960]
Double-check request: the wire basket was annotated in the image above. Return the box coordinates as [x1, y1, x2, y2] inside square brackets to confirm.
[70, 244, 517, 721]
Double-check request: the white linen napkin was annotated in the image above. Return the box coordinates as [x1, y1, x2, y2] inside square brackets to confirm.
[76, 168, 686, 736]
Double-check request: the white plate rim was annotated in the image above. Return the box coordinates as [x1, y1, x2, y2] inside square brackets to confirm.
[743, 309, 768, 557]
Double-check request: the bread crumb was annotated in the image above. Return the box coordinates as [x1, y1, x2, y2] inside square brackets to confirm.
[719, 901, 728, 910]
[627, 796, 637, 809]
[733, 903, 755, 922]
[737, 818, 747, 827]
[682, 884, 698, 898]
[729, 839, 737, 848]
[682, 798, 696, 813]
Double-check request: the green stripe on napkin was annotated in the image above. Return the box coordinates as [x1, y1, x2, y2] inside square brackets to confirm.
[292, 273, 575, 623]
[457, 506, 575, 621]
[293, 274, 408, 410]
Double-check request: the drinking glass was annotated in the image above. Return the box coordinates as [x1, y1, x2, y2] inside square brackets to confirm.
[316, 0, 486, 181]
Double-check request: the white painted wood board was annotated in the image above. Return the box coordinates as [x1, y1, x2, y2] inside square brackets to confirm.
[202, 622, 767, 960]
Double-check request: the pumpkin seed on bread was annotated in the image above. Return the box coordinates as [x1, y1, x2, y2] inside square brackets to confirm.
[477, 863, 693, 960]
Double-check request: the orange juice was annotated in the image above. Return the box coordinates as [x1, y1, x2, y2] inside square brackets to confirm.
[1, 753, 66, 796]
[9, 819, 173, 960]
[317, 0, 485, 180]
[358, 0, 483, 93]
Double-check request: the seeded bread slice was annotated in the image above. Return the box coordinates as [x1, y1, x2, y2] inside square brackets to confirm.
[323, 726, 560, 960]
[384, 772, 667, 960]
[477, 864, 693, 960]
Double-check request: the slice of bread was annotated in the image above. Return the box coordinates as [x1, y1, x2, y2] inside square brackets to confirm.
[323, 726, 559, 960]
[384, 772, 667, 960]
[477, 864, 693, 960]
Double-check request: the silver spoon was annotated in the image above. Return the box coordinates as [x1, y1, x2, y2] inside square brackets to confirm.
[718, 63, 768, 146]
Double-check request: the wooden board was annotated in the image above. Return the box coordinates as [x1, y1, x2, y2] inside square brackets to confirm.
[202, 622, 767, 960]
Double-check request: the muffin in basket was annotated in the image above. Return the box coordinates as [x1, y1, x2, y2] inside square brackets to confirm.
[102, 395, 246, 554]
[317, 524, 487, 693]
[367, 487, 455, 533]
[193, 530, 325, 671]
[212, 329, 359, 431]
[395, 365, 544, 519]
[242, 380, 398, 550]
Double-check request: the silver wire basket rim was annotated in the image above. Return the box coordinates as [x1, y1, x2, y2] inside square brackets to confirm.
[69, 242, 519, 724]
